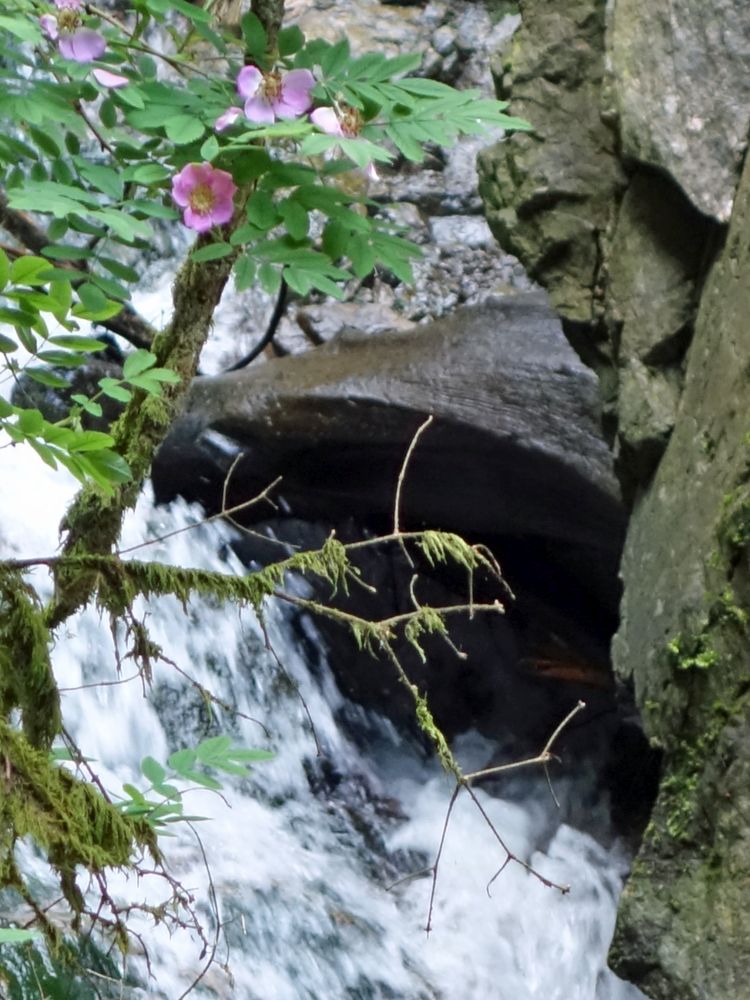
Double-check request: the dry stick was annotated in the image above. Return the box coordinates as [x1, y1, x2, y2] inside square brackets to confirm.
[403, 700, 586, 930]
[257, 614, 321, 756]
[393, 415, 434, 569]
[176, 821, 222, 1000]
[116, 473, 283, 556]
[425, 784, 461, 932]
[463, 700, 586, 785]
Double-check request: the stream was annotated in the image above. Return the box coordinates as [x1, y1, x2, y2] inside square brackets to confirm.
[0, 436, 647, 998]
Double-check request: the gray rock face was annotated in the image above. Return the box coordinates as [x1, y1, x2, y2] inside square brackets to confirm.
[155, 294, 624, 603]
[610, 135, 750, 1000]
[478, 0, 626, 333]
[608, 0, 750, 222]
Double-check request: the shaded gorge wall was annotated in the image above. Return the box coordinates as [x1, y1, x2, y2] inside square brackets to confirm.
[478, 1, 750, 997]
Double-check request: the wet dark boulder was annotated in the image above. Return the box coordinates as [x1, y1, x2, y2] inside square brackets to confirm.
[154, 292, 624, 609]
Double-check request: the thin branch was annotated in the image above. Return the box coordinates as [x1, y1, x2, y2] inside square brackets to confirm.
[393, 415, 434, 568]
[463, 700, 586, 784]
[425, 784, 461, 932]
[116, 474, 283, 556]
[463, 783, 570, 894]
[257, 614, 321, 756]
[224, 278, 288, 371]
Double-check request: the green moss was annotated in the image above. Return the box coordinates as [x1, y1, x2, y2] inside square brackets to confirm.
[666, 632, 718, 672]
[717, 488, 750, 558]
[0, 570, 60, 748]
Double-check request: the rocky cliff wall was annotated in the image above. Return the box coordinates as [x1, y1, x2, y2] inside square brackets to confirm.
[478, 2, 750, 997]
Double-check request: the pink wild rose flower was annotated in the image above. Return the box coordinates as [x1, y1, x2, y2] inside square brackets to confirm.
[172, 163, 237, 233]
[41, 2, 106, 63]
[237, 66, 314, 123]
[310, 106, 380, 180]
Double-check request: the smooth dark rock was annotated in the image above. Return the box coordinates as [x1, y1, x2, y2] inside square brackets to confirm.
[155, 294, 624, 608]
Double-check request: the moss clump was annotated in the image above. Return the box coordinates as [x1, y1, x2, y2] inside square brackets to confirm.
[0, 570, 60, 749]
[0, 721, 156, 917]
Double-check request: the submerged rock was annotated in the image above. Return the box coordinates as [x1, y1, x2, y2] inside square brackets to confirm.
[155, 293, 623, 597]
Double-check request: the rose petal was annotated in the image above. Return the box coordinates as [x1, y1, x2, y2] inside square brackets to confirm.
[244, 96, 275, 124]
[207, 200, 235, 227]
[54, 0, 83, 8]
[277, 68, 314, 117]
[236, 65, 262, 100]
[183, 207, 215, 233]
[92, 67, 129, 88]
[310, 107, 343, 137]
[171, 163, 204, 207]
[59, 28, 106, 63]
[365, 162, 379, 182]
[39, 14, 59, 40]
[214, 106, 243, 132]
[208, 171, 238, 202]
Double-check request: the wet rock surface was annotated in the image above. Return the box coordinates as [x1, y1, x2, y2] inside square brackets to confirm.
[156, 294, 623, 586]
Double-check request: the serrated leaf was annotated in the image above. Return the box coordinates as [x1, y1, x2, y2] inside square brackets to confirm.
[278, 25, 304, 56]
[98, 379, 132, 403]
[321, 38, 350, 77]
[234, 254, 256, 292]
[41, 244, 88, 261]
[279, 199, 308, 240]
[131, 163, 171, 185]
[70, 394, 103, 417]
[241, 11, 266, 59]
[26, 368, 69, 390]
[100, 97, 117, 129]
[98, 257, 140, 283]
[168, 748, 197, 774]
[141, 756, 167, 786]
[10, 256, 54, 285]
[76, 282, 108, 312]
[191, 242, 233, 263]
[165, 115, 205, 145]
[246, 191, 279, 231]
[79, 448, 131, 483]
[200, 134, 220, 161]
[76, 160, 124, 200]
[66, 430, 116, 453]
[258, 261, 281, 296]
[17, 409, 44, 435]
[123, 349, 156, 378]
[195, 736, 232, 761]
[49, 335, 107, 352]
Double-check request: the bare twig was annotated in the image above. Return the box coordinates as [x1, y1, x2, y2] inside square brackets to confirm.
[463, 700, 586, 785]
[116, 474, 283, 556]
[394, 415, 433, 535]
[425, 784, 461, 932]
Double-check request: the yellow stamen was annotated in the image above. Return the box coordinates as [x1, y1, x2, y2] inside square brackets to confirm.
[189, 183, 215, 214]
[58, 9, 81, 31]
[340, 106, 363, 138]
[261, 72, 282, 101]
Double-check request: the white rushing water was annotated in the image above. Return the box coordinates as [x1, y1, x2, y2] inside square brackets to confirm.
[0, 433, 648, 999]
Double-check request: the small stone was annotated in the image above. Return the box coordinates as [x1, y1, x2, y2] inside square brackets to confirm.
[431, 25, 456, 55]
[428, 215, 495, 248]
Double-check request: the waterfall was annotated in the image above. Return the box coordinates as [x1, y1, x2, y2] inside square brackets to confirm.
[0, 434, 647, 999]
